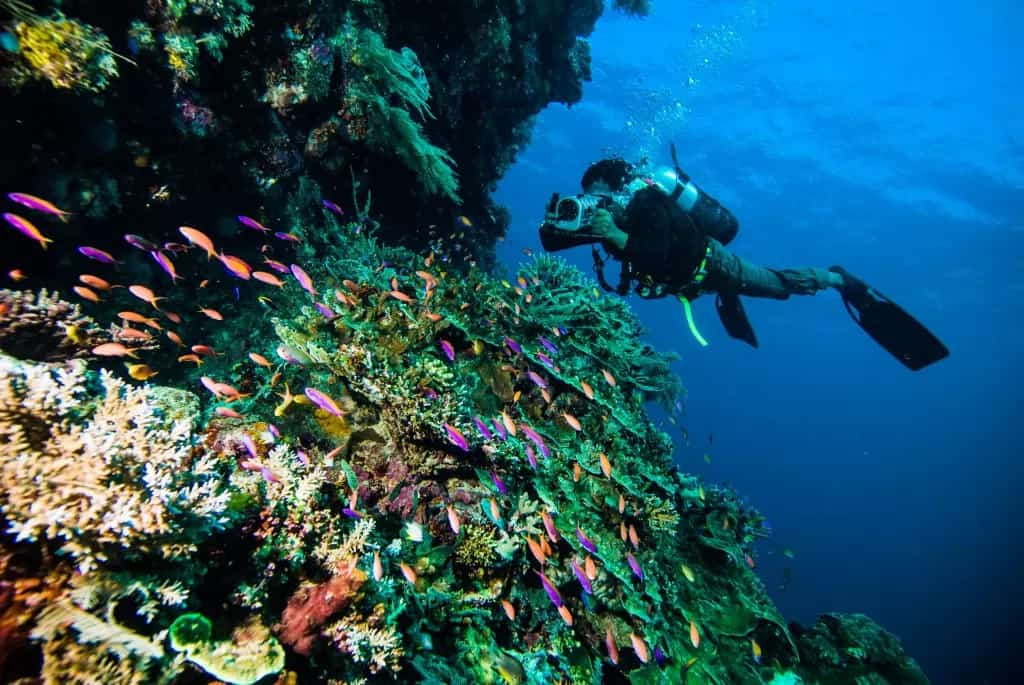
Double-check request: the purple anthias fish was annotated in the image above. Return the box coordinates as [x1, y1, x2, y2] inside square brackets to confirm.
[124, 233, 159, 252]
[472, 416, 492, 440]
[537, 353, 555, 368]
[503, 337, 522, 355]
[524, 444, 537, 469]
[443, 422, 469, 451]
[542, 512, 560, 542]
[241, 433, 259, 459]
[576, 527, 598, 555]
[296, 449, 310, 466]
[341, 507, 364, 519]
[150, 250, 180, 282]
[538, 336, 559, 355]
[78, 246, 119, 264]
[260, 467, 280, 484]
[491, 471, 508, 496]
[492, 419, 508, 441]
[519, 423, 550, 457]
[653, 646, 667, 667]
[439, 339, 455, 362]
[290, 264, 317, 297]
[304, 387, 345, 417]
[7, 192, 70, 220]
[571, 560, 593, 594]
[322, 198, 344, 216]
[314, 303, 337, 319]
[267, 423, 281, 439]
[626, 552, 644, 582]
[275, 231, 301, 243]
[237, 215, 270, 233]
[536, 570, 563, 608]
[525, 370, 547, 389]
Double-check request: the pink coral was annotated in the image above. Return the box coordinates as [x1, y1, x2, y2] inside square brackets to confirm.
[274, 561, 367, 656]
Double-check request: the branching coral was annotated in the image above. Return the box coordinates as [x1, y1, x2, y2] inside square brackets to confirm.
[0, 289, 106, 362]
[0, 355, 232, 573]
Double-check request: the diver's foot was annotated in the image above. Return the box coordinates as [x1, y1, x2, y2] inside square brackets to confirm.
[828, 265, 868, 298]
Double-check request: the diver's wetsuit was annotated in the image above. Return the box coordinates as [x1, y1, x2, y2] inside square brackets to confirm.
[610, 185, 833, 299]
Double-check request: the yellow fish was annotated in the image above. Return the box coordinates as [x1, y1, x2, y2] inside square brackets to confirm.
[125, 363, 158, 381]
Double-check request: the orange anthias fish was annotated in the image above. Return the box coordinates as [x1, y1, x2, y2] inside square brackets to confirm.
[388, 290, 414, 304]
[606, 627, 620, 665]
[500, 599, 516, 621]
[92, 342, 138, 358]
[79, 274, 113, 290]
[249, 352, 272, 368]
[580, 380, 594, 400]
[118, 328, 152, 341]
[252, 271, 285, 287]
[630, 633, 649, 664]
[562, 412, 582, 432]
[398, 562, 417, 585]
[689, 620, 700, 648]
[179, 226, 216, 259]
[119, 311, 162, 330]
[128, 285, 164, 308]
[218, 253, 253, 280]
[601, 368, 617, 386]
[72, 286, 101, 303]
[198, 307, 223, 321]
[600, 453, 613, 479]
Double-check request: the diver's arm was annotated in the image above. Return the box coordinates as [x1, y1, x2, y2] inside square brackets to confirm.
[702, 239, 840, 299]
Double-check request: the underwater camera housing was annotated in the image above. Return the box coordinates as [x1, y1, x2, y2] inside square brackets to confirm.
[538, 192, 616, 251]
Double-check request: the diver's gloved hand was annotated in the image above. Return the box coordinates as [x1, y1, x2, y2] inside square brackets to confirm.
[592, 209, 629, 254]
[590, 208, 616, 238]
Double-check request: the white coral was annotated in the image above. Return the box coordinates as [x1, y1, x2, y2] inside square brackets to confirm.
[0, 354, 232, 573]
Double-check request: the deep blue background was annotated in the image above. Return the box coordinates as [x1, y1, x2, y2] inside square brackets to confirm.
[496, 1, 1021, 683]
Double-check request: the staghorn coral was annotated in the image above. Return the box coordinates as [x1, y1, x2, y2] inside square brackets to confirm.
[0, 354, 233, 573]
[0, 288, 106, 362]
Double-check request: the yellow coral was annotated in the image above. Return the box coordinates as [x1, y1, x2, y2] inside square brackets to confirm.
[454, 524, 498, 570]
[14, 13, 118, 92]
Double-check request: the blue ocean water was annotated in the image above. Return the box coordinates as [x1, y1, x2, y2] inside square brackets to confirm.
[497, 1, 1022, 683]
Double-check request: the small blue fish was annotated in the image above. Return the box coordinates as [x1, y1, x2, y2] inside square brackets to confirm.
[342, 507, 364, 519]
[654, 645, 666, 667]
[504, 337, 522, 355]
[538, 336, 558, 355]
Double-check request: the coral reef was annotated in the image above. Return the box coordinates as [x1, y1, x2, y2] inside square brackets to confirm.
[0, 212, 930, 683]
[0, 289, 107, 362]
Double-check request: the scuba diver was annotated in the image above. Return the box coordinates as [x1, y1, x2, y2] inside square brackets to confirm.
[538, 145, 949, 370]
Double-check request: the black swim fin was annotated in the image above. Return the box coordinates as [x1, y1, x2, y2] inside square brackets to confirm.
[715, 291, 758, 348]
[830, 266, 949, 371]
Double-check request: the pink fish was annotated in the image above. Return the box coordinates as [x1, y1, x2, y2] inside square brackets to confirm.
[626, 552, 644, 582]
[526, 370, 547, 389]
[124, 233, 159, 252]
[3, 213, 53, 249]
[7, 193, 71, 221]
[290, 264, 316, 297]
[572, 560, 593, 594]
[472, 416, 492, 440]
[519, 423, 550, 458]
[439, 339, 455, 361]
[275, 231, 302, 243]
[78, 246, 119, 264]
[149, 250, 181, 282]
[304, 387, 345, 417]
[491, 471, 508, 496]
[535, 570, 563, 608]
[576, 527, 598, 554]
[443, 422, 469, 451]
[237, 215, 270, 233]
[314, 303, 337, 319]
[262, 258, 290, 274]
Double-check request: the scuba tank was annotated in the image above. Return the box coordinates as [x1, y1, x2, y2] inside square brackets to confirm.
[644, 143, 739, 246]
